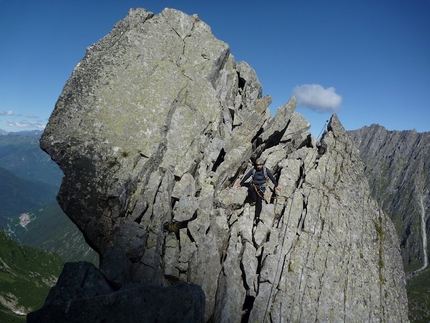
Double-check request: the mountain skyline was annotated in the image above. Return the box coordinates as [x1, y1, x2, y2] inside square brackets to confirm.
[1, 0, 429, 136]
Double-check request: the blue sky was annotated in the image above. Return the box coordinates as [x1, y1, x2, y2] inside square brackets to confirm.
[1, 0, 429, 136]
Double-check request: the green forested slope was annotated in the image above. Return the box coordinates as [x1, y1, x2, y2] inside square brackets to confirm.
[0, 230, 64, 322]
[9, 202, 99, 265]
[0, 167, 57, 224]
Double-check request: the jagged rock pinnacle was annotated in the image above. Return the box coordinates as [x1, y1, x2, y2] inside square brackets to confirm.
[33, 8, 408, 322]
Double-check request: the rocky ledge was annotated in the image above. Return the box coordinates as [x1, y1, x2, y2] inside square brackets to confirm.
[32, 8, 408, 322]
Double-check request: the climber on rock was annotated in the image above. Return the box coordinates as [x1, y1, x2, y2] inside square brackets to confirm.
[236, 158, 281, 222]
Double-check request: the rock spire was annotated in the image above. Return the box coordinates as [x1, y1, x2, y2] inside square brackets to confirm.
[33, 8, 408, 322]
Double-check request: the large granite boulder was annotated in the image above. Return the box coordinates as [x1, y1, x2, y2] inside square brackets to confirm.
[35, 8, 408, 322]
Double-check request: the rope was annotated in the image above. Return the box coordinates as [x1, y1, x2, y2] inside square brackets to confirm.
[254, 184, 288, 201]
[261, 120, 328, 322]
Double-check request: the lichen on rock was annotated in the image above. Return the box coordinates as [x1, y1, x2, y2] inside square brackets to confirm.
[35, 7, 408, 323]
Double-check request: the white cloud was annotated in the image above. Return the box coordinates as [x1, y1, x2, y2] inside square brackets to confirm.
[7, 120, 45, 130]
[293, 84, 342, 113]
[27, 114, 39, 119]
[0, 110, 14, 116]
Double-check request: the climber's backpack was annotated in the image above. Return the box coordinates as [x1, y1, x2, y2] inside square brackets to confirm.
[251, 166, 268, 183]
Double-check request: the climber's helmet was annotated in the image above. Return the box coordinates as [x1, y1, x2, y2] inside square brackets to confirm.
[255, 158, 264, 166]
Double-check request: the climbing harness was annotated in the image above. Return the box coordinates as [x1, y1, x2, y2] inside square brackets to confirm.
[254, 184, 288, 201]
[253, 184, 265, 196]
[252, 166, 284, 201]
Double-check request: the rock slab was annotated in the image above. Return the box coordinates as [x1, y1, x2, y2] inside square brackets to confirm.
[36, 8, 409, 322]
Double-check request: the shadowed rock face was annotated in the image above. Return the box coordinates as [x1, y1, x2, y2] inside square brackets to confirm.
[37, 8, 408, 322]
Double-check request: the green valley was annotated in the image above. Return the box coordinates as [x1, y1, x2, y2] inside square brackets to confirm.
[0, 230, 64, 322]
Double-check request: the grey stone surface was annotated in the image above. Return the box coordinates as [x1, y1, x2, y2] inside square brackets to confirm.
[37, 7, 408, 323]
[348, 124, 430, 322]
[349, 124, 430, 271]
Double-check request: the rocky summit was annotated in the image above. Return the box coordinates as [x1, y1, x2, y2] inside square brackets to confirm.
[32, 8, 408, 322]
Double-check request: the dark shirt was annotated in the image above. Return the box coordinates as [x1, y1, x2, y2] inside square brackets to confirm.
[240, 167, 278, 186]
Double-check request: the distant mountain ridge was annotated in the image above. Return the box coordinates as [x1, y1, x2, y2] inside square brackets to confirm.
[0, 133, 99, 265]
[0, 130, 44, 137]
[0, 131, 62, 187]
[348, 124, 430, 323]
[9, 201, 99, 265]
[0, 132, 129, 320]
[0, 167, 57, 224]
[348, 124, 430, 270]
